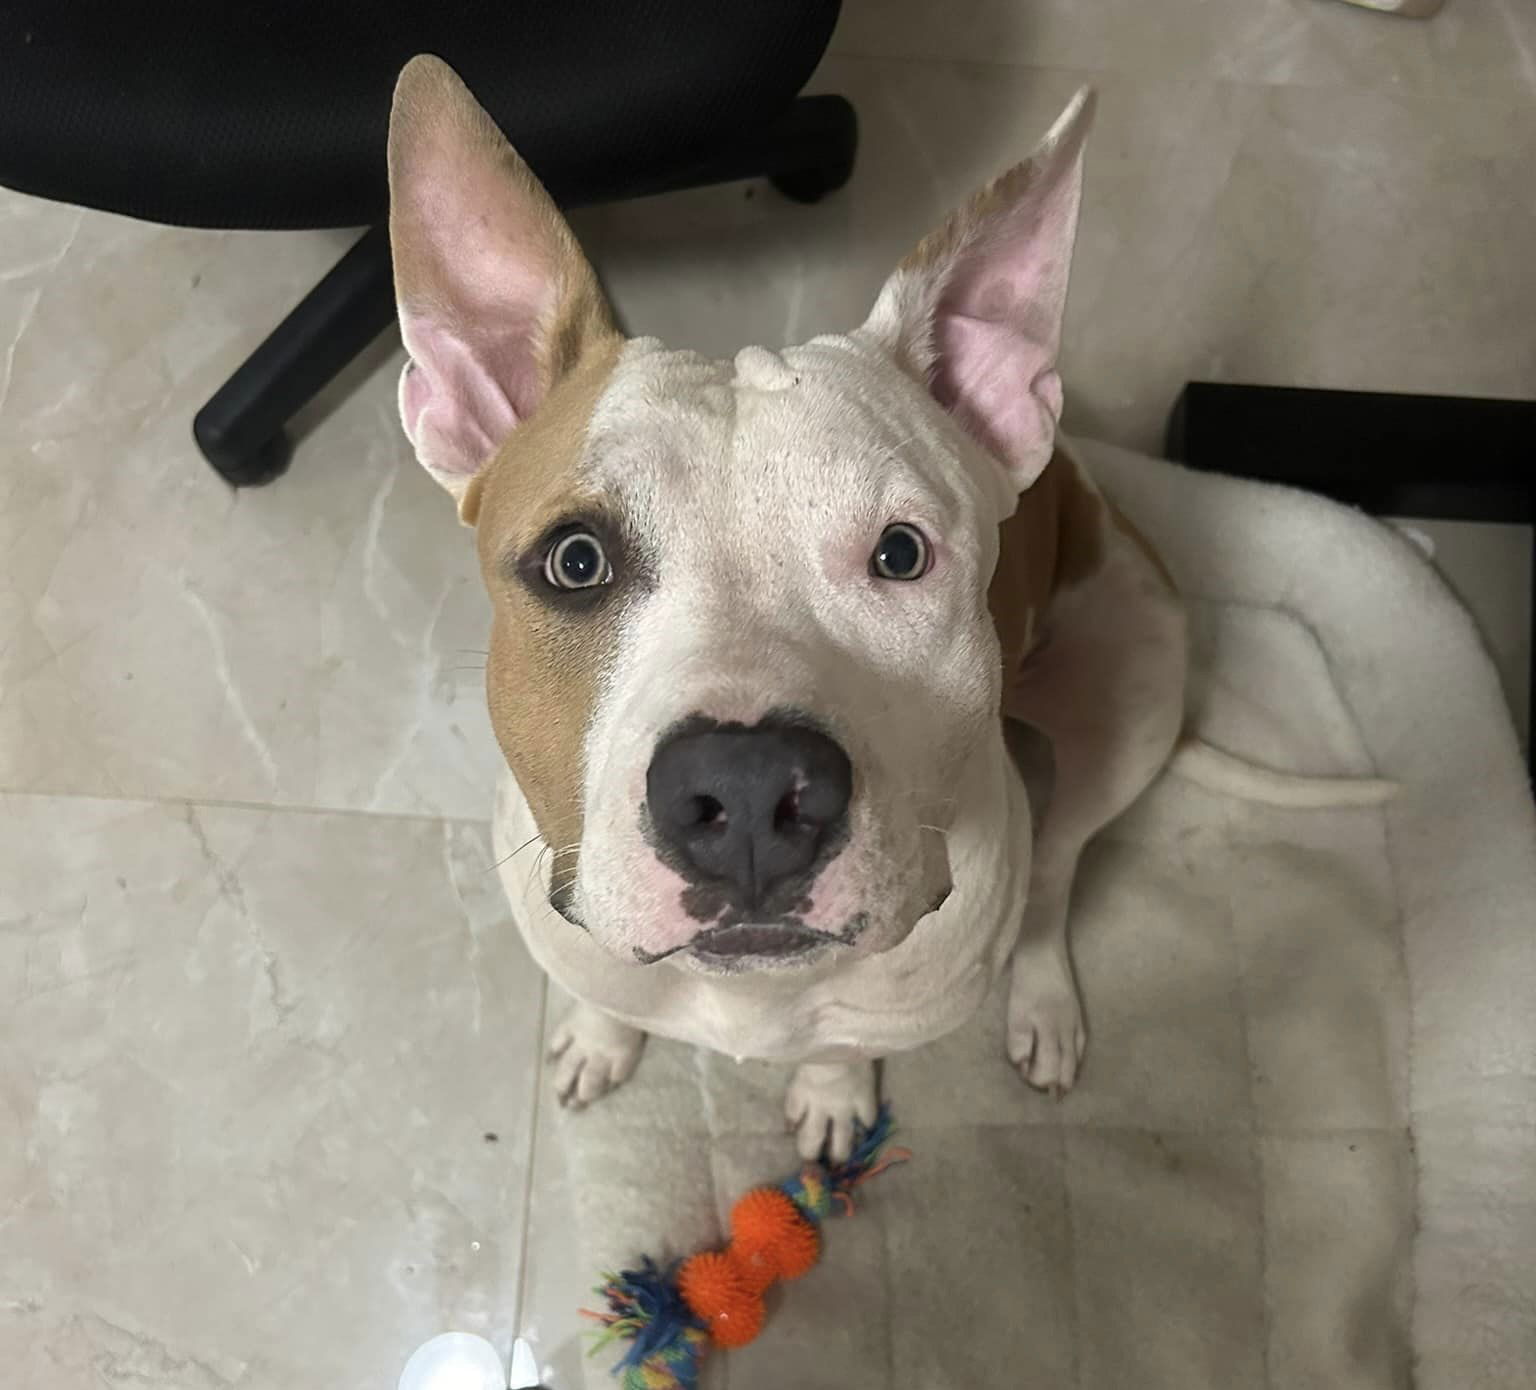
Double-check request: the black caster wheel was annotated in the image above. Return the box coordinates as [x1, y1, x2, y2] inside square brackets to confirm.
[769, 95, 858, 204]
[192, 418, 293, 487]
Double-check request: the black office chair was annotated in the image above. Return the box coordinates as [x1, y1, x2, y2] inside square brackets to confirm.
[0, 2, 854, 485]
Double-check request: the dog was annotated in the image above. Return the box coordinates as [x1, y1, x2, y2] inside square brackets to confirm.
[386, 57, 1388, 1162]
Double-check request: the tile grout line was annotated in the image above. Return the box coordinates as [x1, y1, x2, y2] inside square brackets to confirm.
[0, 781, 493, 829]
[511, 973, 551, 1342]
[1058, 1120, 1084, 1390]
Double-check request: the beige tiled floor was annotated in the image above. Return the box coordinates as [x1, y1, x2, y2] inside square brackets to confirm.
[2, 1, 1532, 1384]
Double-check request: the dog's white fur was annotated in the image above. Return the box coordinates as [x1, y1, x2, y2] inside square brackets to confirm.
[387, 60, 1386, 1162]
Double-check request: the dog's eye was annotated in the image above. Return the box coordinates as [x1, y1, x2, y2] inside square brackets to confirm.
[543, 531, 612, 590]
[871, 523, 931, 581]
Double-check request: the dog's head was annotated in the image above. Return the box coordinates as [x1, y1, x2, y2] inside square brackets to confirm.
[388, 56, 1092, 974]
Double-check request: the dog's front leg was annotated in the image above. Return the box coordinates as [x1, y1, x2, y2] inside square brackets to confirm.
[549, 1002, 646, 1108]
[1003, 540, 1187, 1094]
[785, 1059, 878, 1164]
[1006, 836, 1090, 1095]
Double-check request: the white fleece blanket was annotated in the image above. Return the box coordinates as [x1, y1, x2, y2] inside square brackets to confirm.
[553, 442, 1536, 1390]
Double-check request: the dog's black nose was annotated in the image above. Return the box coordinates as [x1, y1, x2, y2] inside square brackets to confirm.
[646, 716, 853, 912]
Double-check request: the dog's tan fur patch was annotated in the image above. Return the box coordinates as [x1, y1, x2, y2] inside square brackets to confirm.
[475, 333, 624, 867]
[989, 447, 1107, 684]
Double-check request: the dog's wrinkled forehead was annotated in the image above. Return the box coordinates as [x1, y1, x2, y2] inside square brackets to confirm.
[580, 335, 994, 566]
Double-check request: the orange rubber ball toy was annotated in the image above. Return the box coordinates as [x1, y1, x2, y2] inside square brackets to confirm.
[676, 1250, 764, 1349]
[730, 1187, 821, 1285]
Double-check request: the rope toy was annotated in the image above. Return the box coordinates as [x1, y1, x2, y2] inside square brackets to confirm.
[585, 1106, 909, 1389]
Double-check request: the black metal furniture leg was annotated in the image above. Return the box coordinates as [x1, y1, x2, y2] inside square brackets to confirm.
[193, 225, 395, 486]
[193, 95, 860, 486]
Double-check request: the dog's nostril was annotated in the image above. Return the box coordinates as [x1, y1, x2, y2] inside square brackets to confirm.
[772, 789, 800, 832]
[689, 795, 726, 829]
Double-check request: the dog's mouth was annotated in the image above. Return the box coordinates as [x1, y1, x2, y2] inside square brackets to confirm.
[633, 914, 869, 967]
[623, 885, 952, 968]
[694, 921, 848, 961]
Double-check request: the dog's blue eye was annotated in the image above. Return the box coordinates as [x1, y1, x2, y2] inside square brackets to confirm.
[871, 523, 930, 581]
[544, 531, 611, 590]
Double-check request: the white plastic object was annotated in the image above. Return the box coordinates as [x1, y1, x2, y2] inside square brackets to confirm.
[397, 1332, 508, 1390]
[509, 1337, 542, 1390]
[1333, 0, 1444, 15]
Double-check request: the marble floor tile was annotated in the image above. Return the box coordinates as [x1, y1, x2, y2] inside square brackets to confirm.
[1403, 519, 1531, 745]
[829, 0, 1536, 98]
[0, 795, 542, 1388]
[0, 196, 498, 817]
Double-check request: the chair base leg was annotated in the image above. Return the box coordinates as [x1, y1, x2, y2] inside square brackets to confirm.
[193, 225, 395, 486]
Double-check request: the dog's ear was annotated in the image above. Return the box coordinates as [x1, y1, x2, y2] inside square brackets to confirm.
[388, 55, 616, 521]
[861, 88, 1094, 493]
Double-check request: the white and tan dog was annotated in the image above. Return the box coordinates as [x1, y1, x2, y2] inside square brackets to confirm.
[386, 58, 1375, 1162]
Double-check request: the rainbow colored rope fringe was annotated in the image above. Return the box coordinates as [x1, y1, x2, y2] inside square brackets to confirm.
[585, 1106, 908, 1390]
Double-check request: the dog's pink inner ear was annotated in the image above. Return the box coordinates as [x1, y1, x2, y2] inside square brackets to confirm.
[871, 88, 1093, 494]
[930, 207, 1077, 483]
[931, 328, 1063, 492]
[397, 316, 528, 491]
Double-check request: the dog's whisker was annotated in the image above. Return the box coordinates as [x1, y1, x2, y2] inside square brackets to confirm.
[523, 847, 552, 899]
[486, 831, 544, 875]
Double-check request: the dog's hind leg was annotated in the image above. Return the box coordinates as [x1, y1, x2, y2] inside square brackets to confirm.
[1003, 529, 1186, 1093]
[549, 1002, 646, 1108]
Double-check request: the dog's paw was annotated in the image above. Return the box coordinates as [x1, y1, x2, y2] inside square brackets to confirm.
[549, 1004, 645, 1109]
[1007, 948, 1086, 1095]
[784, 1060, 878, 1164]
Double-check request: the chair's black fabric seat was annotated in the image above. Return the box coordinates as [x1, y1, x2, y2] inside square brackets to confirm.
[0, 1, 840, 229]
